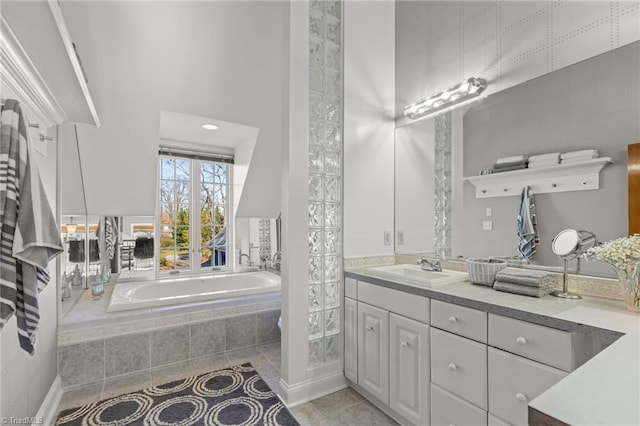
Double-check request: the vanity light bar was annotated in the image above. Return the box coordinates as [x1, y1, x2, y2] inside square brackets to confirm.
[404, 77, 487, 120]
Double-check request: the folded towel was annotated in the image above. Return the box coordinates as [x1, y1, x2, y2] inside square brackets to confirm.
[560, 150, 599, 160]
[492, 164, 528, 173]
[561, 157, 599, 164]
[494, 281, 554, 298]
[495, 267, 554, 288]
[478, 168, 494, 175]
[528, 160, 559, 168]
[529, 153, 560, 162]
[494, 160, 528, 169]
[496, 155, 527, 164]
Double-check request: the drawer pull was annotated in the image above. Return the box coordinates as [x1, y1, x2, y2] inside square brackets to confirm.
[516, 336, 527, 345]
[366, 326, 374, 332]
[401, 341, 411, 348]
[448, 316, 457, 323]
[448, 362, 457, 371]
[516, 392, 527, 403]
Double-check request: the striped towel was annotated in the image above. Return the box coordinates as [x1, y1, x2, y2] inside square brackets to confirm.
[0, 99, 63, 355]
[495, 267, 555, 288]
[517, 186, 539, 262]
[494, 281, 555, 297]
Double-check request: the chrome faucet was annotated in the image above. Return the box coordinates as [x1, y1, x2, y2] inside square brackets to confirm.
[271, 251, 282, 271]
[239, 252, 251, 266]
[417, 257, 442, 272]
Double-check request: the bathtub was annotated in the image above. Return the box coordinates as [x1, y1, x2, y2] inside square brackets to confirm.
[107, 270, 280, 313]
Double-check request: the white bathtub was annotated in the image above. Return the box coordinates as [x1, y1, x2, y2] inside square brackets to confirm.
[107, 270, 280, 313]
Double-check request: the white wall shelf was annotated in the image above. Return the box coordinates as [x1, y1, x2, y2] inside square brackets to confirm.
[463, 157, 613, 198]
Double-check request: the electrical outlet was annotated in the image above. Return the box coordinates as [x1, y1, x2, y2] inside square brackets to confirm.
[486, 207, 492, 217]
[483, 221, 493, 231]
[397, 231, 404, 245]
[384, 231, 391, 245]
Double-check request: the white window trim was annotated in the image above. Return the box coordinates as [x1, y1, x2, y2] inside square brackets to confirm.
[155, 156, 234, 277]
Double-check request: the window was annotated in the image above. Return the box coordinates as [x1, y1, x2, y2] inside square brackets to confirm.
[158, 155, 230, 273]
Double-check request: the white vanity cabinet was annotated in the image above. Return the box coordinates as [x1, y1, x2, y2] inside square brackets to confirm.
[346, 279, 431, 424]
[344, 277, 600, 426]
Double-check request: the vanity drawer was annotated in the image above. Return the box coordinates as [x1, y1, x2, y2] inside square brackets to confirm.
[358, 281, 430, 323]
[431, 328, 487, 409]
[345, 278, 357, 299]
[431, 384, 487, 426]
[488, 314, 572, 371]
[431, 299, 487, 343]
[488, 348, 566, 426]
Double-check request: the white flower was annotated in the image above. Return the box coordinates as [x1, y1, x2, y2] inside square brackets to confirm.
[584, 234, 640, 269]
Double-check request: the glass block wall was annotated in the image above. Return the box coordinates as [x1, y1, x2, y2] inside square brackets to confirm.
[434, 112, 452, 258]
[258, 218, 271, 264]
[308, 0, 343, 366]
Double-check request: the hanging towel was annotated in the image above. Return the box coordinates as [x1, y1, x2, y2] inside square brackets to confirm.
[496, 155, 527, 164]
[517, 186, 539, 262]
[529, 153, 560, 163]
[560, 149, 599, 160]
[0, 99, 63, 354]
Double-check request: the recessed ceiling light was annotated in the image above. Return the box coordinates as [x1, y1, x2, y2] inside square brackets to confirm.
[201, 123, 219, 130]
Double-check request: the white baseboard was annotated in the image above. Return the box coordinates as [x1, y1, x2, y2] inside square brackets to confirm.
[279, 370, 347, 407]
[34, 375, 62, 426]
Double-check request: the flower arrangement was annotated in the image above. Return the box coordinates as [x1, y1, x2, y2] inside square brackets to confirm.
[584, 234, 640, 312]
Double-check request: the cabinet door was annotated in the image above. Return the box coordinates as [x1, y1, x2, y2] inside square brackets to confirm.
[390, 313, 430, 425]
[344, 297, 358, 382]
[357, 301, 389, 404]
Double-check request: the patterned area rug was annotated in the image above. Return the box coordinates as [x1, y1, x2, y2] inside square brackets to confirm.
[56, 363, 299, 425]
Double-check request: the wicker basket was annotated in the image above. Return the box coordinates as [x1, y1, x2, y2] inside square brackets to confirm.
[466, 258, 508, 286]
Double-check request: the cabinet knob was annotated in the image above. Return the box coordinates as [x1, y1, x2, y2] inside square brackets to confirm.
[448, 363, 457, 371]
[401, 341, 411, 348]
[516, 393, 527, 403]
[448, 316, 457, 323]
[516, 336, 527, 345]
[366, 325, 374, 332]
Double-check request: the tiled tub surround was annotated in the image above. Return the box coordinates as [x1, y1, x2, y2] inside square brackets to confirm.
[58, 309, 281, 388]
[345, 268, 640, 425]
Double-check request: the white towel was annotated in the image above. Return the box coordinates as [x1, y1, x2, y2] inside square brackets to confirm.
[528, 159, 559, 168]
[561, 149, 599, 160]
[529, 153, 560, 162]
[561, 157, 598, 164]
[496, 155, 527, 164]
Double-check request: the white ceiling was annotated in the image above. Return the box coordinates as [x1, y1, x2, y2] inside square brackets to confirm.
[159, 111, 259, 153]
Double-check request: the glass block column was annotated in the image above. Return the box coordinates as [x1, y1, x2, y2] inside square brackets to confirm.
[434, 112, 452, 258]
[258, 218, 271, 264]
[308, 0, 343, 366]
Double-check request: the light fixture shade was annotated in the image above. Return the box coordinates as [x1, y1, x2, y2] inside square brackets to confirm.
[404, 77, 487, 120]
[65, 224, 78, 234]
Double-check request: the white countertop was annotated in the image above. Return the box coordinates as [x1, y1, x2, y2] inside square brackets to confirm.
[346, 268, 640, 425]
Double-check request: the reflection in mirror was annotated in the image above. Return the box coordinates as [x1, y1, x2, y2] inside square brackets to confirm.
[394, 43, 639, 278]
[235, 217, 279, 271]
[118, 216, 155, 281]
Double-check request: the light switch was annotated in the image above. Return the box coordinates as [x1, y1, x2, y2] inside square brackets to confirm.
[397, 231, 405, 245]
[384, 231, 392, 245]
[486, 208, 492, 217]
[483, 221, 493, 231]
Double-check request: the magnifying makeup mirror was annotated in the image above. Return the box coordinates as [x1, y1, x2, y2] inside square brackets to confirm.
[550, 229, 597, 299]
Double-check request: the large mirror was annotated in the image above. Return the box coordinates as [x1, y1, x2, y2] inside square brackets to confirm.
[395, 42, 640, 277]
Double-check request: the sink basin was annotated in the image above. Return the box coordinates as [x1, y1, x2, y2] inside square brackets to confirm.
[365, 264, 469, 287]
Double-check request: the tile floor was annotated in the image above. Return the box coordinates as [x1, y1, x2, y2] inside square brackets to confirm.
[55, 341, 396, 425]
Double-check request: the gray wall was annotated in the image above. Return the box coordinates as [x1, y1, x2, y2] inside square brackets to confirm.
[462, 42, 640, 277]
